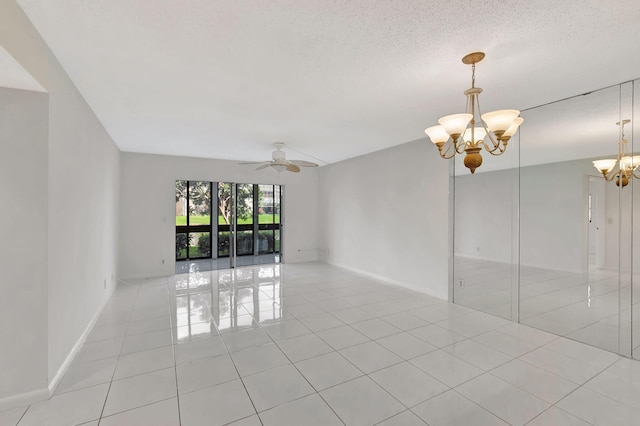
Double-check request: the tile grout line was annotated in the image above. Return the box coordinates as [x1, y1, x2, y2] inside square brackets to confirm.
[210, 301, 265, 425]
[165, 276, 183, 426]
[96, 281, 141, 425]
[522, 404, 597, 426]
[241, 280, 347, 425]
[269, 306, 454, 423]
[48, 263, 640, 426]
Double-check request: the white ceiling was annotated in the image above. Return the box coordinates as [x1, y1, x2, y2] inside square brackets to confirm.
[14, 0, 640, 165]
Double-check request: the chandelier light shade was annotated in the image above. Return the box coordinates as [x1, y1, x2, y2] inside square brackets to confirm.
[425, 52, 524, 173]
[439, 113, 473, 137]
[463, 126, 487, 144]
[593, 120, 638, 187]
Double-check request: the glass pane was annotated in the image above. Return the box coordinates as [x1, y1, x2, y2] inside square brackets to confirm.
[258, 184, 275, 224]
[176, 180, 187, 226]
[188, 181, 211, 226]
[176, 232, 189, 260]
[634, 78, 640, 360]
[237, 184, 254, 256]
[258, 230, 274, 254]
[217, 182, 232, 226]
[452, 138, 519, 321]
[237, 184, 254, 225]
[188, 232, 211, 259]
[237, 230, 253, 256]
[218, 231, 230, 257]
[274, 185, 281, 221]
[217, 182, 233, 261]
[519, 84, 630, 355]
[274, 229, 281, 254]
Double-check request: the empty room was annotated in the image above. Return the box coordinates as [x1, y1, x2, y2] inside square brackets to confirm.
[1, 1, 640, 425]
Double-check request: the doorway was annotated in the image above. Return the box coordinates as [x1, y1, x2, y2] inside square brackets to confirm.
[175, 181, 283, 272]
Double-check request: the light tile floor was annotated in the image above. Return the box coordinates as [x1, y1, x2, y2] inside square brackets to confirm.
[175, 254, 281, 274]
[4, 262, 640, 425]
[454, 257, 640, 357]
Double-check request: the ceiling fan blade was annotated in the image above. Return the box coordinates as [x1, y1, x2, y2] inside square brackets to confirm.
[239, 161, 266, 165]
[289, 160, 319, 167]
[286, 164, 301, 173]
[256, 163, 272, 170]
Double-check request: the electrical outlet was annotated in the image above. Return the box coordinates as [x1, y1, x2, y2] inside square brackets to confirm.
[103, 279, 106, 290]
[458, 279, 465, 288]
[161, 259, 165, 264]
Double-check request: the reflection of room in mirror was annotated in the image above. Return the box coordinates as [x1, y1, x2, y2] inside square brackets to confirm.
[452, 79, 640, 359]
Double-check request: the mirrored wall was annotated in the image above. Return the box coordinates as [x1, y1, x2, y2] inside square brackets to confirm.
[452, 79, 639, 359]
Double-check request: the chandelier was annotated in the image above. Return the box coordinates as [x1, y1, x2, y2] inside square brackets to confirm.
[593, 120, 638, 188]
[425, 52, 524, 174]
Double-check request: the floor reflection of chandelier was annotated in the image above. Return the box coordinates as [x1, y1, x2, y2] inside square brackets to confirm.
[593, 120, 638, 188]
[424, 52, 524, 174]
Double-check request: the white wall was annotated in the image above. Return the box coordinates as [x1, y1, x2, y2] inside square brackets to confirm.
[606, 176, 640, 272]
[46, 92, 120, 380]
[0, 0, 121, 404]
[318, 140, 450, 300]
[0, 87, 49, 402]
[454, 168, 517, 264]
[521, 160, 594, 272]
[118, 152, 319, 279]
[454, 158, 602, 273]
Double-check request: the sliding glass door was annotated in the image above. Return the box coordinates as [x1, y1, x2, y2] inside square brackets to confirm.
[175, 180, 213, 261]
[176, 181, 283, 272]
[257, 184, 281, 256]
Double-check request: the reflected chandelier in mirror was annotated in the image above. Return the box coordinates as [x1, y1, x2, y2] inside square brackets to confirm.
[592, 119, 639, 187]
[424, 52, 524, 174]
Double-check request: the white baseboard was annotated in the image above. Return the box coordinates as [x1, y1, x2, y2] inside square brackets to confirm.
[0, 388, 49, 412]
[323, 259, 447, 301]
[47, 284, 116, 396]
[0, 283, 116, 412]
[454, 254, 586, 275]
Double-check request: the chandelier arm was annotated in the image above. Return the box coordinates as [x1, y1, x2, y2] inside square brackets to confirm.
[632, 170, 640, 180]
[455, 140, 467, 154]
[602, 171, 618, 182]
[439, 140, 458, 160]
[483, 142, 507, 156]
[475, 95, 509, 155]
[479, 137, 505, 155]
[440, 151, 457, 160]
[480, 121, 502, 151]
[440, 149, 457, 160]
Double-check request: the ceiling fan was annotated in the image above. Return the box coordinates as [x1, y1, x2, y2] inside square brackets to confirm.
[240, 143, 319, 173]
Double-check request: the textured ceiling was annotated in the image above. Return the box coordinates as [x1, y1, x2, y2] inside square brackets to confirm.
[0, 44, 45, 92]
[14, 0, 640, 165]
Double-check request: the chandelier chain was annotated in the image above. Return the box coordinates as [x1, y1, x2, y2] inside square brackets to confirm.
[471, 63, 476, 88]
